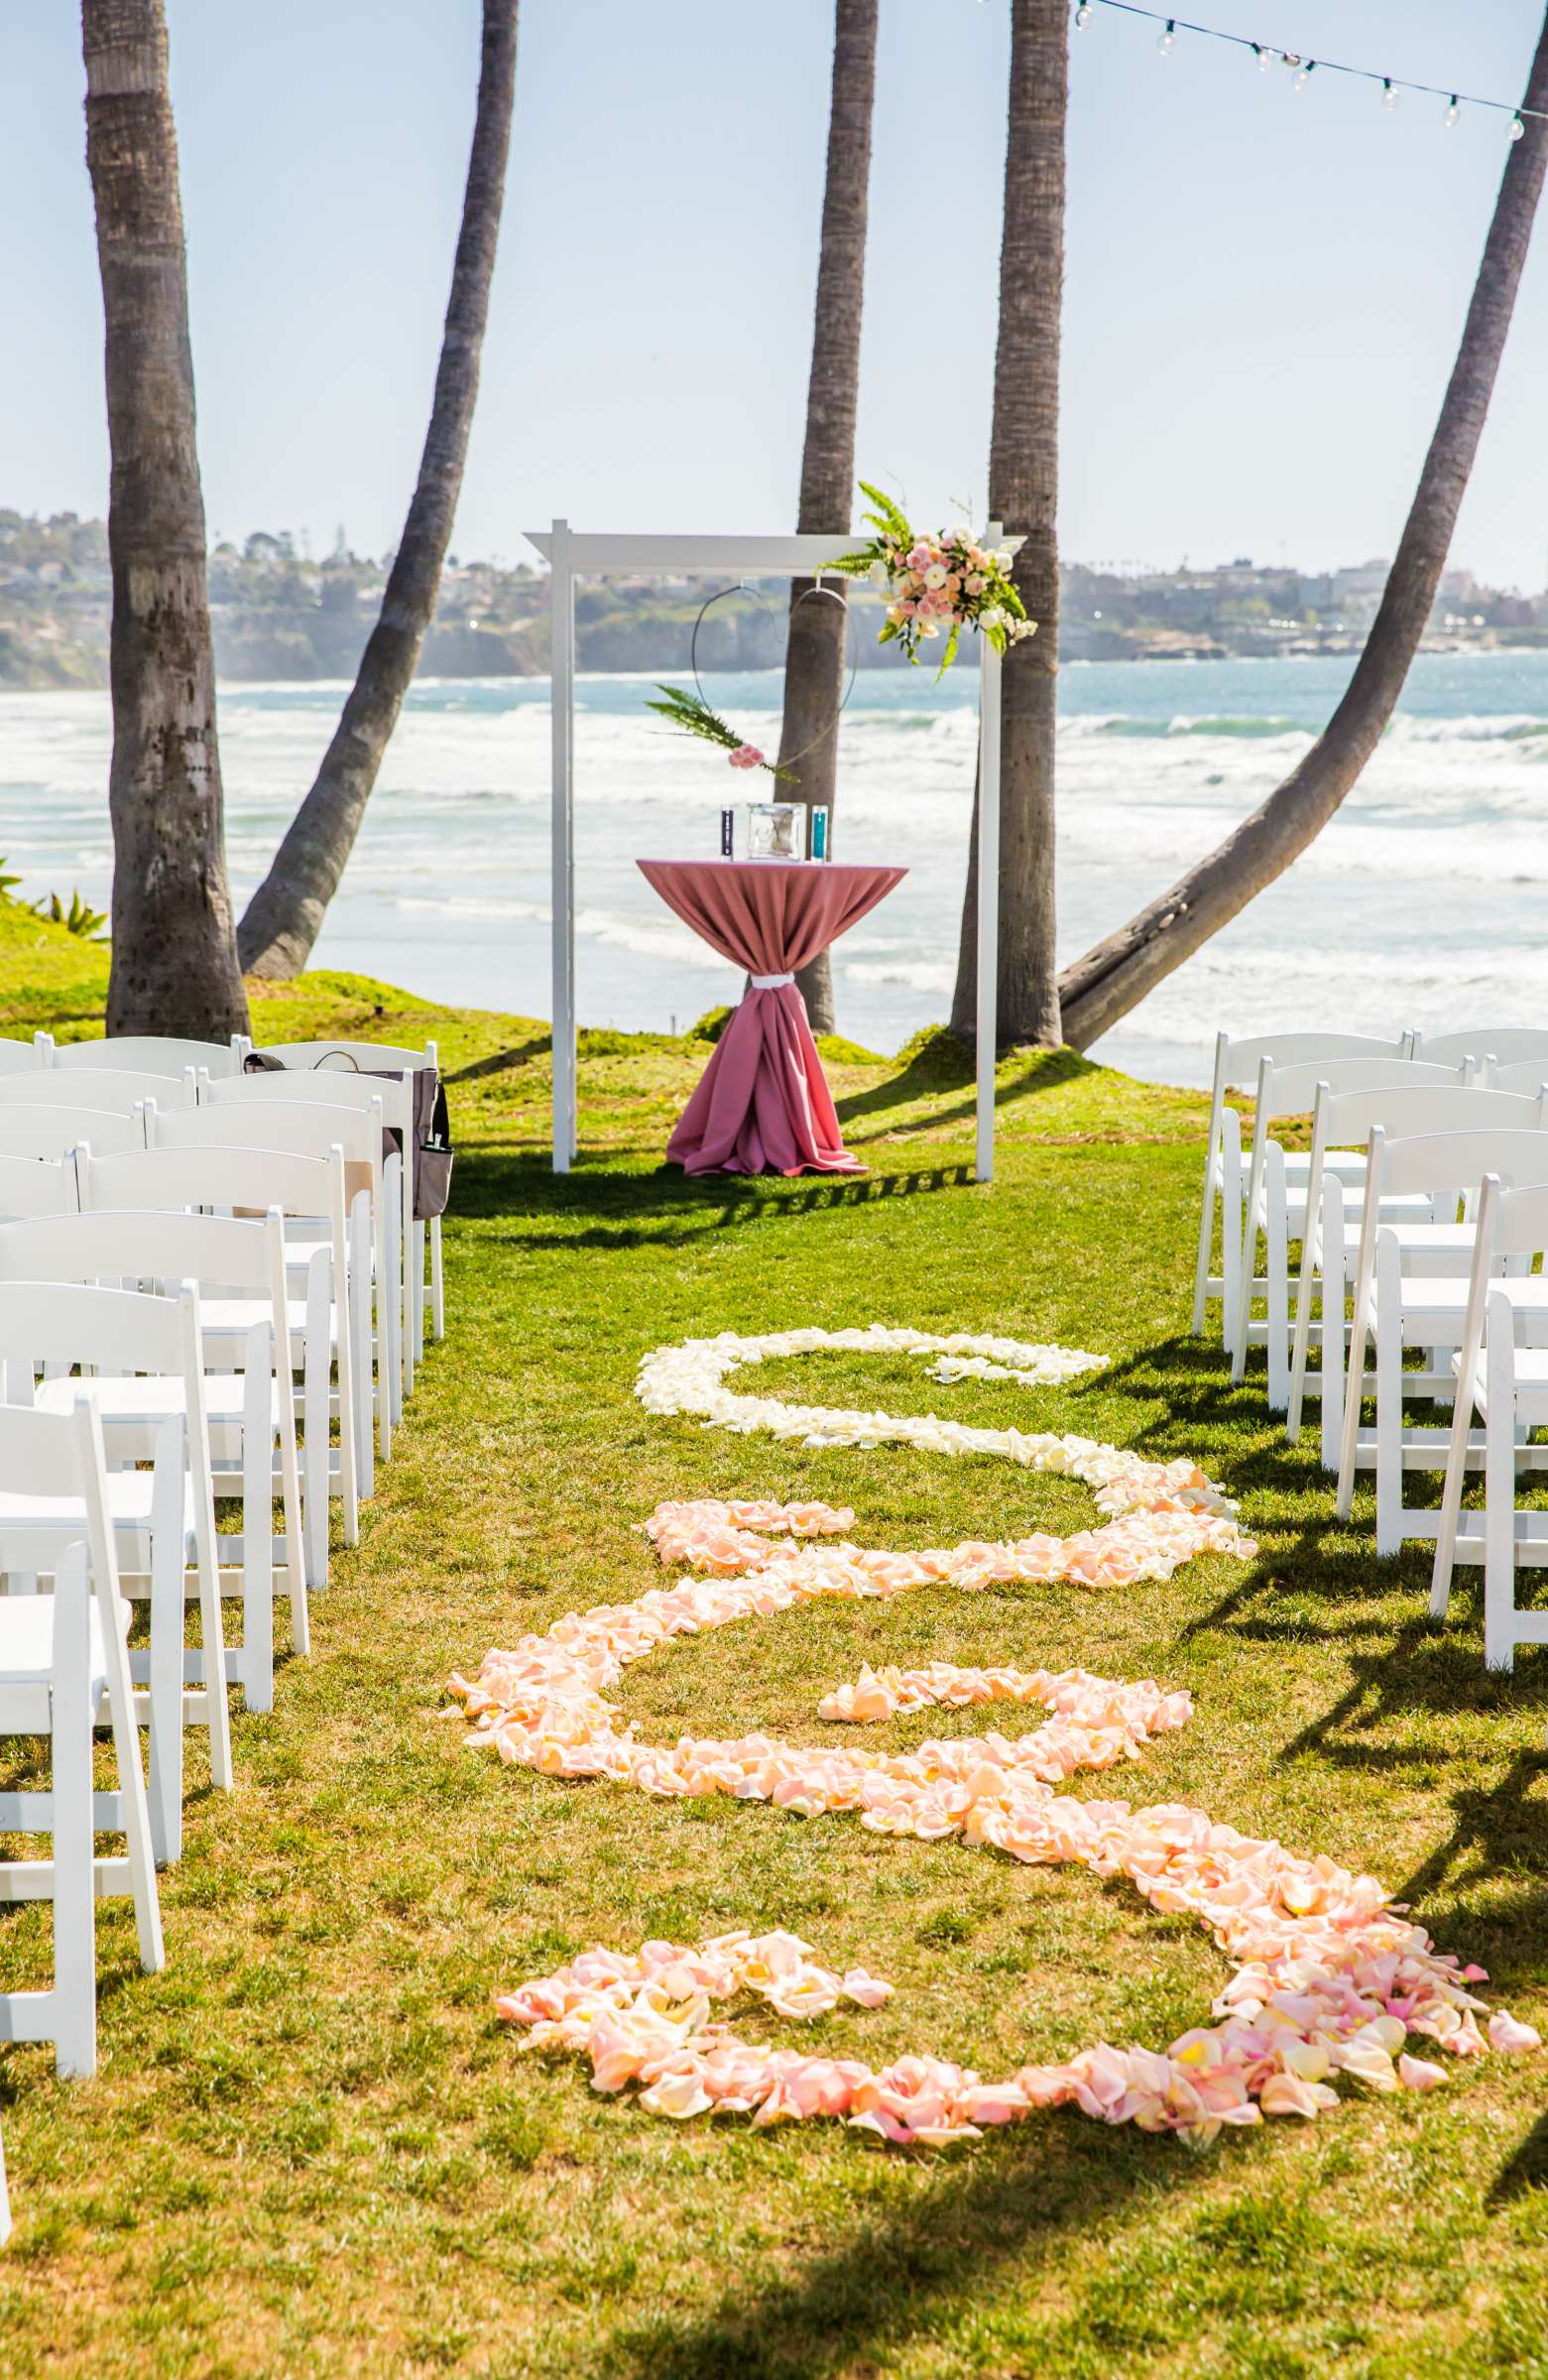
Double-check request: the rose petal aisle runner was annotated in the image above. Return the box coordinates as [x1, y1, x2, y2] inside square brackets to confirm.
[451, 1329, 1540, 2149]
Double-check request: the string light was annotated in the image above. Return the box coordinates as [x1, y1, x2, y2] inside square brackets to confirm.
[1072, 2, 1547, 137]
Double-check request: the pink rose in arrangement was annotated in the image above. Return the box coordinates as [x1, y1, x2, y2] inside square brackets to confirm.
[728, 744, 765, 772]
[907, 542, 933, 571]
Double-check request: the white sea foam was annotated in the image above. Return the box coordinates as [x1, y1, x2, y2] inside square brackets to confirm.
[4, 653, 1547, 1085]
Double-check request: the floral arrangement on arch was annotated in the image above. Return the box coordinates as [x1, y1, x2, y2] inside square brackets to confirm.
[826, 483, 1036, 673]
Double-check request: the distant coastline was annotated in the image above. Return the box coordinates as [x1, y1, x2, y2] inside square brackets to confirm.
[5, 507, 1544, 690]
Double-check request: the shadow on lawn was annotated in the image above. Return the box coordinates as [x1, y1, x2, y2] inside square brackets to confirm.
[603, 2116, 1188, 2380]
[451, 1150, 976, 1248]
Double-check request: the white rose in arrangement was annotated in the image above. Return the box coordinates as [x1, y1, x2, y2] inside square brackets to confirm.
[869, 560, 891, 591]
[923, 563, 948, 590]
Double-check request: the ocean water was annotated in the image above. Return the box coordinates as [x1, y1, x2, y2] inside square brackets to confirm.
[2, 651, 1546, 1088]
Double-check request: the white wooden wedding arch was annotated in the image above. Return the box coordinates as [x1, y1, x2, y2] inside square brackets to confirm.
[529, 521, 1012, 1184]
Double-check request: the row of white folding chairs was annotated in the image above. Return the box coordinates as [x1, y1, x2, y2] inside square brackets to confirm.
[0, 1040, 450, 2234]
[0, 1030, 447, 1361]
[1222, 1066, 1548, 1682]
[0, 1048, 433, 1414]
[1193, 1026, 1548, 1364]
[1294, 1128, 1548, 1677]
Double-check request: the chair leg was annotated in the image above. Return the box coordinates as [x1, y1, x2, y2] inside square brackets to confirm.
[1485, 1335, 1517, 1674]
[146, 1524, 185, 1868]
[1265, 1186, 1289, 1412]
[242, 1392, 275, 1714]
[1374, 1277, 1404, 1558]
[51, 1569, 97, 2080]
[92, 1550, 165, 1976]
[430, 1213, 445, 1341]
[1320, 1259, 1345, 1474]
[413, 1219, 427, 1365]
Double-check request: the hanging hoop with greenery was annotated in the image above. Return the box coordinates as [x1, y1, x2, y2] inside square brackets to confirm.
[646, 579, 857, 777]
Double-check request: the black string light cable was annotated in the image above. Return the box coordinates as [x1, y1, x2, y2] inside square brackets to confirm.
[1071, 0, 1545, 135]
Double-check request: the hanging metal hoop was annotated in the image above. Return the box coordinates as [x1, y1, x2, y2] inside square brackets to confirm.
[688, 576, 860, 773]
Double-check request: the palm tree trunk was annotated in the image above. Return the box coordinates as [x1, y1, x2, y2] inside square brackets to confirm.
[778, 0, 878, 1035]
[236, 0, 520, 979]
[1057, 19, 1548, 1052]
[83, 0, 249, 1039]
[949, 0, 1065, 1052]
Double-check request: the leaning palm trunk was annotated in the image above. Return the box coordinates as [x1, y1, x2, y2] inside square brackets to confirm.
[237, 0, 520, 979]
[1057, 21, 1548, 1052]
[83, 0, 249, 1039]
[949, 0, 1065, 1051]
[777, 0, 878, 1035]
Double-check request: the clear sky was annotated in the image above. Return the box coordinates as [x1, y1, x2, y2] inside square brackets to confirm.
[4, 1, 1548, 585]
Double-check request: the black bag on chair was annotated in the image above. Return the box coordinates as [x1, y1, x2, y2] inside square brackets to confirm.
[243, 1046, 454, 1219]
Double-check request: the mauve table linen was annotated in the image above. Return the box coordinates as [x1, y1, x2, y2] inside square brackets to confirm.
[636, 859, 906, 1175]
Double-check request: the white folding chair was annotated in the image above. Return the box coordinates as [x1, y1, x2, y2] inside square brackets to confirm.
[75, 1143, 362, 1556]
[0, 1153, 78, 1220]
[37, 1031, 246, 1080]
[255, 1037, 444, 1356]
[0, 1038, 43, 1075]
[1286, 1085, 1548, 1450]
[1191, 1030, 1412, 1346]
[0, 1067, 195, 1116]
[204, 1069, 411, 1427]
[1333, 1130, 1548, 1550]
[145, 1104, 388, 1476]
[0, 1281, 227, 1866]
[1431, 1177, 1548, 1672]
[1231, 1056, 1465, 1407]
[0, 1398, 164, 2077]
[1411, 1027, 1548, 1073]
[0, 1103, 145, 1160]
[0, 1209, 308, 1708]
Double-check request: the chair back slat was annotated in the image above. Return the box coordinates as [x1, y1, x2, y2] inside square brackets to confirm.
[42, 1033, 243, 1078]
[0, 1398, 110, 1501]
[0, 1103, 144, 1159]
[0, 1207, 278, 1294]
[0, 1153, 77, 1220]
[1489, 1177, 1548, 1261]
[1254, 1057, 1464, 1123]
[0, 1068, 192, 1115]
[152, 1099, 383, 1167]
[1315, 1084, 1546, 1148]
[1221, 1030, 1408, 1086]
[1413, 1027, 1548, 1070]
[205, 1070, 413, 1130]
[0, 1278, 186, 1375]
[77, 1142, 337, 1221]
[254, 1038, 434, 1073]
[1364, 1125, 1548, 1201]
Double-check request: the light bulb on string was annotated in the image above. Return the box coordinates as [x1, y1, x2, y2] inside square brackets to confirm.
[1510, 110, 1527, 141]
[1292, 60, 1314, 95]
[1156, 19, 1175, 57]
[1382, 78, 1398, 112]
[1254, 44, 1276, 74]
[1074, 2, 1091, 25]
[1445, 95, 1460, 128]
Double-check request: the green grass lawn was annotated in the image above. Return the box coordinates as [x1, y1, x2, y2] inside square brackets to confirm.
[1, 906, 1546, 2378]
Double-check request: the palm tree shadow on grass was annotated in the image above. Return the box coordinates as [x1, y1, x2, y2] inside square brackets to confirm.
[601, 2116, 1191, 2380]
[834, 1040, 1095, 1131]
[450, 1150, 976, 1247]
